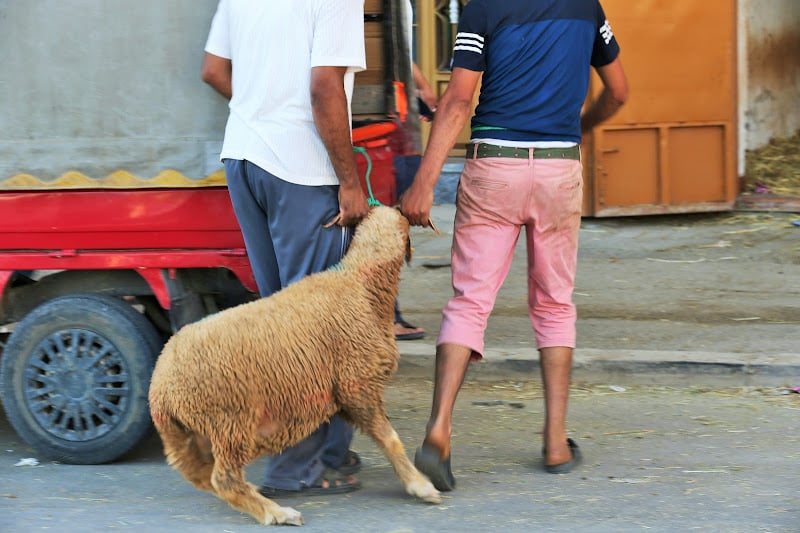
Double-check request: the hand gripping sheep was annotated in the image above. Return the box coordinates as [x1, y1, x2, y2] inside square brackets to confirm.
[148, 206, 441, 525]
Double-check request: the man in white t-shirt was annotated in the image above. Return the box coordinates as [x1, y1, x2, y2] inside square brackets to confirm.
[201, 0, 369, 496]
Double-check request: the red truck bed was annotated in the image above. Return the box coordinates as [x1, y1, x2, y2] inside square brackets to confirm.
[0, 187, 245, 251]
[0, 187, 258, 296]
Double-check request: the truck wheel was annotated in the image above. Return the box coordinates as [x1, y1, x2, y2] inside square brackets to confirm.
[0, 294, 162, 464]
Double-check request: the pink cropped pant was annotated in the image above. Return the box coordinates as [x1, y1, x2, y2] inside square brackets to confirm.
[437, 153, 583, 359]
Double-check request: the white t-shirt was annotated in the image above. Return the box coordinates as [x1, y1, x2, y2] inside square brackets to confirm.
[205, 0, 366, 186]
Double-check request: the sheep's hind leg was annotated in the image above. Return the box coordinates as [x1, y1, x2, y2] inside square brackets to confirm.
[352, 404, 441, 504]
[155, 416, 215, 492]
[210, 458, 303, 526]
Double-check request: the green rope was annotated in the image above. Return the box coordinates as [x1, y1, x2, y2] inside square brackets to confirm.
[353, 146, 382, 207]
[324, 147, 381, 273]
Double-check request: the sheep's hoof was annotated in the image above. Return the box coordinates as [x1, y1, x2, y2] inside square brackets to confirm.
[407, 479, 442, 505]
[267, 506, 304, 526]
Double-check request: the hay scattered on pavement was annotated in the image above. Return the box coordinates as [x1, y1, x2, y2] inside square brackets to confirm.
[744, 130, 800, 196]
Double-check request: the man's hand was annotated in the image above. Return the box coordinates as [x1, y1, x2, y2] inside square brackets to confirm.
[413, 63, 438, 122]
[399, 179, 435, 228]
[324, 184, 369, 227]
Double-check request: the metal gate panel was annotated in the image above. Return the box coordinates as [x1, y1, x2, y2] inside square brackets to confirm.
[596, 128, 660, 209]
[668, 125, 728, 204]
[587, 0, 737, 216]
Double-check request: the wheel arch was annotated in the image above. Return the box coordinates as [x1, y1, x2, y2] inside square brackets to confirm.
[0, 269, 152, 325]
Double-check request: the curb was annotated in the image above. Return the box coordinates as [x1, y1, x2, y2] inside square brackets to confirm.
[397, 342, 800, 387]
[735, 194, 800, 212]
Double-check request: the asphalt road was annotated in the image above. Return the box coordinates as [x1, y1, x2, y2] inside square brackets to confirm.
[2, 206, 799, 532]
[2, 376, 799, 532]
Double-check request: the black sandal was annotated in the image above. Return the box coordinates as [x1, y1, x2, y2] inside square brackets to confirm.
[259, 468, 361, 498]
[544, 438, 582, 474]
[414, 445, 455, 491]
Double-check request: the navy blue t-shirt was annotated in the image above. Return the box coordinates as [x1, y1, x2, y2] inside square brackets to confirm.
[453, 0, 620, 143]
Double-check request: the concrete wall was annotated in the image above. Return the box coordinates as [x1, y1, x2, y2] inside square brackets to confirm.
[740, 0, 800, 150]
[0, 0, 227, 183]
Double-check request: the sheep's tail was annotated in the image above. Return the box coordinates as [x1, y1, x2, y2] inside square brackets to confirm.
[153, 413, 216, 493]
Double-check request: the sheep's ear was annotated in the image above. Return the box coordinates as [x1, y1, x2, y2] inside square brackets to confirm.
[405, 233, 412, 264]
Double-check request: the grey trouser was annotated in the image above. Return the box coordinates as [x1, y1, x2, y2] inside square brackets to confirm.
[224, 158, 354, 490]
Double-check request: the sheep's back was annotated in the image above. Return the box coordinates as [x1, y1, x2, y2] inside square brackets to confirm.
[149, 271, 397, 425]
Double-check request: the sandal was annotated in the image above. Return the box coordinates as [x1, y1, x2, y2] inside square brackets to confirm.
[259, 468, 361, 498]
[544, 438, 582, 474]
[414, 445, 455, 491]
[395, 320, 425, 341]
[336, 449, 362, 476]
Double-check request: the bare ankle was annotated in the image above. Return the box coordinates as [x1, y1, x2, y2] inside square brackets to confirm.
[423, 425, 452, 459]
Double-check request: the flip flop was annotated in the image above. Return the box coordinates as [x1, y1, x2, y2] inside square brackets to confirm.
[544, 438, 582, 474]
[395, 320, 425, 341]
[259, 468, 361, 498]
[414, 445, 455, 491]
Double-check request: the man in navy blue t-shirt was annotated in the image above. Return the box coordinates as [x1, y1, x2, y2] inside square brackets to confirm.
[400, 0, 628, 490]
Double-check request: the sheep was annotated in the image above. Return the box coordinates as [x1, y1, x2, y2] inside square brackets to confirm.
[148, 205, 441, 526]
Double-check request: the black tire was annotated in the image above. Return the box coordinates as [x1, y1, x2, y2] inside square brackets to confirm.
[0, 294, 162, 464]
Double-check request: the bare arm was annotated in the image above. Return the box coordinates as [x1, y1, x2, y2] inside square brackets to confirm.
[400, 67, 481, 227]
[413, 62, 438, 114]
[201, 52, 232, 100]
[310, 66, 369, 227]
[581, 57, 628, 133]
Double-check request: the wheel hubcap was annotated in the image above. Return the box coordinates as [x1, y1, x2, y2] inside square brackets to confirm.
[23, 329, 130, 442]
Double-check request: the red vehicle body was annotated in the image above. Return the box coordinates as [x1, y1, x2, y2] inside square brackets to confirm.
[0, 187, 256, 311]
[0, 184, 263, 464]
[0, 129, 398, 465]
[0, 0, 413, 465]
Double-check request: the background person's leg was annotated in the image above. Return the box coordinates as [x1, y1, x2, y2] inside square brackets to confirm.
[393, 154, 425, 340]
[394, 300, 425, 340]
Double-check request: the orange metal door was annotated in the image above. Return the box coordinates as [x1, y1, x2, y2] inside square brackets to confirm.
[584, 0, 738, 216]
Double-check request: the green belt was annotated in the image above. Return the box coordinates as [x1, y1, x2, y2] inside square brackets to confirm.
[465, 143, 581, 160]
